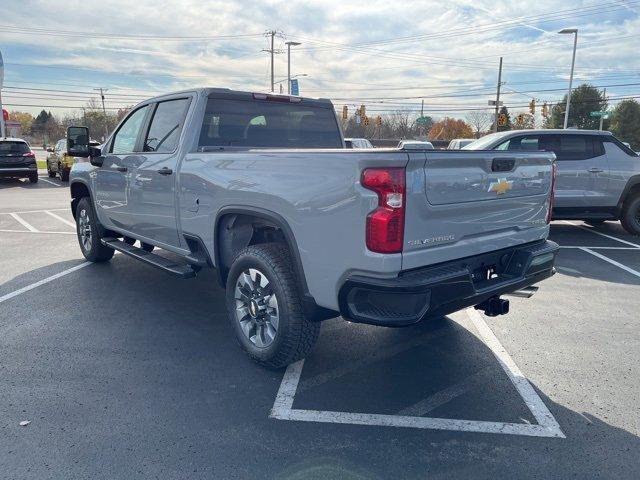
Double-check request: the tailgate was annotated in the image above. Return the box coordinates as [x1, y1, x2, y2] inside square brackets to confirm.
[402, 150, 555, 271]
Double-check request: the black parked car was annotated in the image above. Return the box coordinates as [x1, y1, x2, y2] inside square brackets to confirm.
[0, 138, 38, 183]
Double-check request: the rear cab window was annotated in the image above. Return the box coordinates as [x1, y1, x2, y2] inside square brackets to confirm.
[0, 141, 30, 156]
[198, 97, 342, 149]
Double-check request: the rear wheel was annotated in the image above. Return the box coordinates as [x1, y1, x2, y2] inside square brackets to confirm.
[621, 194, 640, 236]
[75, 197, 114, 262]
[59, 166, 69, 182]
[47, 164, 56, 178]
[29, 174, 38, 184]
[225, 243, 320, 368]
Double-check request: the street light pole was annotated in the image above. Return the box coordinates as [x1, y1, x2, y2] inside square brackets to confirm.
[559, 28, 578, 129]
[285, 41, 301, 94]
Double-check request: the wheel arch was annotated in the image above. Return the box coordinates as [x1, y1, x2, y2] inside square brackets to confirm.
[617, 175, 640, 214]
[70, 180, 92, 219]
[214, 206, 337, 322]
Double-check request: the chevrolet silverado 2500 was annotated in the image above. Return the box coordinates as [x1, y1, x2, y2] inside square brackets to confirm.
[66, 88, 558, 368]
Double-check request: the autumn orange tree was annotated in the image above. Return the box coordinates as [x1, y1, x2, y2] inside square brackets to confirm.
[427, 117, 474, 141]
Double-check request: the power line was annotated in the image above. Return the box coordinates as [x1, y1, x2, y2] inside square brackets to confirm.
[0, 24, 264, 41]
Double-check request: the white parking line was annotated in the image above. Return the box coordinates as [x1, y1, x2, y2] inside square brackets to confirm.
[0, 229, 75, 235]
[44, 210, 76, 228]
[0, 262, 90, 304]
[270, 309, 564, 438]
[580, 247, 640, 278]
[8, 213, 37, 232]
[560, 221, 640, 248]
[559, 245, 640, 250]
[2, 208, 67, 214]
[39, 178, 61, 187]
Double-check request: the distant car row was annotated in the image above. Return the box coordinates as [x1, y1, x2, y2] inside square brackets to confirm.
[345, 137, 476, 150]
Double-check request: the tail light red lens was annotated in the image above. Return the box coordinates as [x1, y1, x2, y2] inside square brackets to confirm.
[362, 167, 406, 253]
[22, 151, 36, 158]
[547, 162, 557, 224]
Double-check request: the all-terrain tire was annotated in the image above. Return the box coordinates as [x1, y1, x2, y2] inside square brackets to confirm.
[225, 243, 320, 368]
[75, 197, 115, 262]
[621, 194, 640, 236]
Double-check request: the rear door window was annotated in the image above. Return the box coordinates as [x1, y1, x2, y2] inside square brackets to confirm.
[199, 98, 342, 149]
[555, 135, 601, 160]
[144, 98, 190, 153]
[0, 141, 30, 156]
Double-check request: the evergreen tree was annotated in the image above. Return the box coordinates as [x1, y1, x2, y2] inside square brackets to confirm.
[547, 84, 607, 129]
[610, 99, 640, 151]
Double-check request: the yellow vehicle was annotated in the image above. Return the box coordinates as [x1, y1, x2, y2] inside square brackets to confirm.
[46, 138, 100, 181]
[46, 138, 74, 181]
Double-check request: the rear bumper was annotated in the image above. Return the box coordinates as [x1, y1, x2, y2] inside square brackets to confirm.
[0, 165, 37, 177]
[338, 240, 559, 326]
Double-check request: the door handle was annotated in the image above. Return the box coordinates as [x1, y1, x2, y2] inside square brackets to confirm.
[116, 166, 128, 172]
[588, 167, 604, 173]
[157, 167, 173, 175]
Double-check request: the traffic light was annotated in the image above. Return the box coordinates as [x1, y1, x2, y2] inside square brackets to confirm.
[517, 113, 524, 124]
[498, 113, 507, 127]
[376, 115, 382, 126]
[360, 105, 366, 118]
[529, 99, 536, 114]
[363, 116, 370, 126]
[342, 105, 348, 120]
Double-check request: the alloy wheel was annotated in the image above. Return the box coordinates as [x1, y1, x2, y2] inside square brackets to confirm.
[78, 208, 92, 252]
[234, 268, 279, 348]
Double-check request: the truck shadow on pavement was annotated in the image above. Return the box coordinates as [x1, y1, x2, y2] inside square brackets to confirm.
[1, 254, 639, 479]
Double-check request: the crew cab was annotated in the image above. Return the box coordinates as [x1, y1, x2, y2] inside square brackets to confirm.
[464, 129, 640, 235]
[66, 88, 558, 368]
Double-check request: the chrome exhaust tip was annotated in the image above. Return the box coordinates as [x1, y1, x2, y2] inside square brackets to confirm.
[505, 286, 539, 298]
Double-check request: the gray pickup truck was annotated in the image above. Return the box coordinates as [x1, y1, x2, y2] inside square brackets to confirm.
[66, 88, 558, 368]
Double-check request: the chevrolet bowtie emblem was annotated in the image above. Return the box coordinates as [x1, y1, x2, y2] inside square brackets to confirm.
[488, 178, 513, 195]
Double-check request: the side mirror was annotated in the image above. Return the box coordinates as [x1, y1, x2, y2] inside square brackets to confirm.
[67, 126, 91, 157]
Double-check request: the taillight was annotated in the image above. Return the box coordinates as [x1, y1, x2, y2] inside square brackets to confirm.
[22, 151, 36, 158]
[547, 162, 557, 224]
[362, 167, 406, 253]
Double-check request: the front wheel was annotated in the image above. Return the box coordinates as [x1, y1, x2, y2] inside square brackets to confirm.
[75, 197, 114, 262]
[225, 244, 320, 368]
[621, 194, 640, 236]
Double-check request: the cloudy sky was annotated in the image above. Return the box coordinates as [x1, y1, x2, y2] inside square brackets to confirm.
[0, 0, 638, 122]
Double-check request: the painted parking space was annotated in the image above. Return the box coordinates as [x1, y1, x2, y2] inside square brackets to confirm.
[1, 184, 639, 478]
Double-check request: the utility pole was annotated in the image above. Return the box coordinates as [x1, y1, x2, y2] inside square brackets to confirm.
[261, 30, 277, 92]
[94, 87, 109, 140]
[493, 57, 503, 133]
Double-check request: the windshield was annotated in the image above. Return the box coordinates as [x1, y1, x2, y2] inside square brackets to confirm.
[462, 132, 510, 150]
[199, 98, 342, 149]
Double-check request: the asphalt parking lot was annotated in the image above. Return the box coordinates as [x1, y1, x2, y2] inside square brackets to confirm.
[1, 176, 639, 479]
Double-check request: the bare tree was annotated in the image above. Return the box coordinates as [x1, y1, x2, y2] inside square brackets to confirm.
[465, 111, 493, 138]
